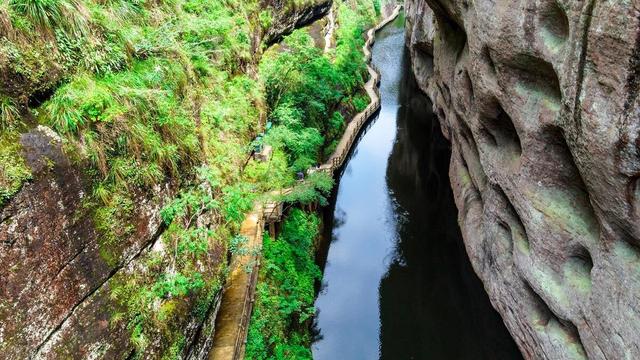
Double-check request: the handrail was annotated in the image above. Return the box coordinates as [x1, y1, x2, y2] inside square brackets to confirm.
[231, 215, 263, 360]
[218, 5, 403, 360]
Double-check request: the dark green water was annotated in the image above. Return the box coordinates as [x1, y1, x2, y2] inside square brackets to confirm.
[312, 14, 522, 360]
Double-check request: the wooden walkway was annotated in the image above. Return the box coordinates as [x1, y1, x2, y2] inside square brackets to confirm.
[207, 209, 263, 360]
[207, 5, 402, 360]
[322, 5, 401, 173]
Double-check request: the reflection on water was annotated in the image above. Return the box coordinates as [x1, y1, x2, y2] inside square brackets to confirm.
[312, 13, 522, 360]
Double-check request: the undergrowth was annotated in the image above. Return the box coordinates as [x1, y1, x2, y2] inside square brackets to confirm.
[259, 0, 374, 173]
[245, 1, 378, 358]
[0, 0, 377, 356]
[245, 209, 322, 360]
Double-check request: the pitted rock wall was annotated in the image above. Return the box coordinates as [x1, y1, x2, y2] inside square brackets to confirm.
[405, 0, 640, 358]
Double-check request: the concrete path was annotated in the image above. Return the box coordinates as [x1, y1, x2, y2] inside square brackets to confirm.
[208, 5, 402, 360]
[208, 209, 263, 360]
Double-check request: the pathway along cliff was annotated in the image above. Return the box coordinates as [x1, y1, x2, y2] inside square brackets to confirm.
[312, 12, 522, 359]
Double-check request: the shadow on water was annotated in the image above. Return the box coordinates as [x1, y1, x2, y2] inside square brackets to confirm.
[313, 13, 522, 360]
[380, 52, 522, 360]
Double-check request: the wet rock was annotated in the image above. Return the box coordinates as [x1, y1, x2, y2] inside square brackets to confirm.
[0, 126, 169, 358]
[405, 0, 640, 358]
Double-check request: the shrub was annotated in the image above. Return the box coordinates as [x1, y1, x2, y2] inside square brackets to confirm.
[282, 171, 334, 206]
[352, 93, 369, 112]
[245, 209, 321, 360]
[373, 0, 381, 16]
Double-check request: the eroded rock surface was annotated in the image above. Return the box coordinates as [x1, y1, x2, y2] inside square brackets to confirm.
[405, 0, 640, 358]
[0, 126, 171, 358]
[262, 0, 333, 45]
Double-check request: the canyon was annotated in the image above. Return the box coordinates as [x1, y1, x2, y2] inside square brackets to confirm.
[2, 0, 640, 358]
[405, 0, 640, 358]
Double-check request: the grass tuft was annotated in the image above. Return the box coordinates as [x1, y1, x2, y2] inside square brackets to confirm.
[0, 95, 20, 130]
[9, 0, 89, 36]
[0, 1, 14, 39]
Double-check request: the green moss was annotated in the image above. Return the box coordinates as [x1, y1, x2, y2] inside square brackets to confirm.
[562, 259, 592, 294]
[515, 80, 561, 113]
[0, 131, 32, 207]
[528, 188, 599, 245]
[514, 226, 531, 255]
[541, 319, 588, 359]
[531, 267, 569, 308]
[92, 190, 135, 266]
[160, 334, 186, 360]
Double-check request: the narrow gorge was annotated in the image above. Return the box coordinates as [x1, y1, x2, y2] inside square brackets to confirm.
[1, 0, 639, 358]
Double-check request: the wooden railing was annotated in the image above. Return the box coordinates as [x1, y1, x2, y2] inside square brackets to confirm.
[231, 223, 262, 360]
[327, 95, 381, 171]
[219, 5, 403, 360]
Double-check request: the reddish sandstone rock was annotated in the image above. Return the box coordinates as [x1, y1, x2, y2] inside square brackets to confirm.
[0, 126, 168, 358]
[405, 0, 640, 358]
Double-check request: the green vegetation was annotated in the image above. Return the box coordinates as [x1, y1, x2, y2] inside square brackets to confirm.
[245, 209, 322, 359]
[0, 95, 20, 130]
[1, 0, 378, 355]
[0, 0, 266, 355]
[9, 0, 88, 35]
[245, 1, 379, 358]
[259, 1, 375, 171]
[373, 0, 381, 16]
[283, 171, 334, 206]
[0, 131, 31, 206]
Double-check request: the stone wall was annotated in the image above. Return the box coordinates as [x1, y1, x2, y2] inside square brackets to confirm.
[405, 0, 640, 358]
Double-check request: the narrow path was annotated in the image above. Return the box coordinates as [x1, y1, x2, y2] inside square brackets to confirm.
[208, 6, 402, 360]
[208, 209, 262, 360]
[322, 4, 401, 171]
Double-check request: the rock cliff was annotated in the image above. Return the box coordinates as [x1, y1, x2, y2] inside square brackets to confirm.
[405, 0, 640, 358]
[0, 1, 330, 358]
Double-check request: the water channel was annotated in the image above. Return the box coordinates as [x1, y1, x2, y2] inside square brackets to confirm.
[312, 13, 523, 360]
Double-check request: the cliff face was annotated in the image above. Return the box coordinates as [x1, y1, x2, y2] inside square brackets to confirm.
[0, 2, 330, 358]
[263, 0, 333, 45]
[0, 126, 174, 359]
[405, 0, 640, 359]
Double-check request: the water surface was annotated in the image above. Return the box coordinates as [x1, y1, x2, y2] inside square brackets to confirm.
[312, 14, 522, 360]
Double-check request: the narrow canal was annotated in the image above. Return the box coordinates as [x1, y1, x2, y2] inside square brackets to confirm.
[312, 13, 523, 360]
